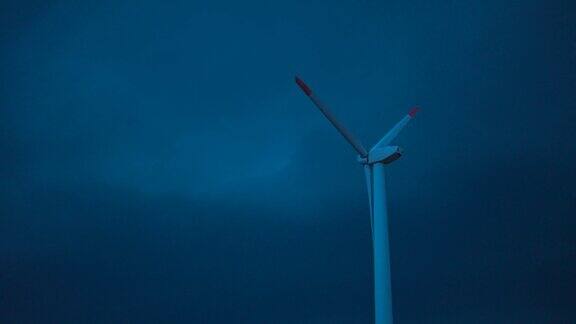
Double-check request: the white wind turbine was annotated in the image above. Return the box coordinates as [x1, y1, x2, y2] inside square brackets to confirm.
[295, 76, 419, 324]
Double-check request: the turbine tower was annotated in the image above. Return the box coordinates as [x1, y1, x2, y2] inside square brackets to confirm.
[295, 76, 419, 324]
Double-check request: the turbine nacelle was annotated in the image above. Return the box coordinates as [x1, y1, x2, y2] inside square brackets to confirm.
[358, 146, 403, 165]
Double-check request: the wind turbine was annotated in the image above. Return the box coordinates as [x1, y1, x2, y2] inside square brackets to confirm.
[295, 76, 419, 324]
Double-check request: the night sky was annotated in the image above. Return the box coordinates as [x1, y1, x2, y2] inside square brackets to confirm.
[2, 0, 576, 323]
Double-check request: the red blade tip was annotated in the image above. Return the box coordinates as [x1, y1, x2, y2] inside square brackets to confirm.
[295, 76, 312, 96]
[408, 107, 420, 118]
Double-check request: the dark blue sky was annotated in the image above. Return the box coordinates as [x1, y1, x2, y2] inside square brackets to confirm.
[2, 0, 576, 322]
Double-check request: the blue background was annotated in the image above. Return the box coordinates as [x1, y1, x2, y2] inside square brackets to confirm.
[2, 0, 575, 322]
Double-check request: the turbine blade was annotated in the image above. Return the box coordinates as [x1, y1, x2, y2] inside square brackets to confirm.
[295, 76, 368, 157]
[371, 107, 419, 151]
[364, 164, 374, 235]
